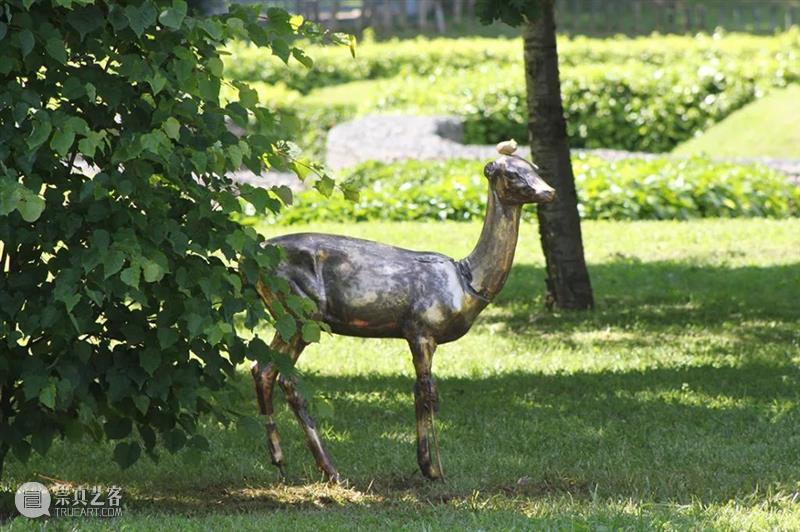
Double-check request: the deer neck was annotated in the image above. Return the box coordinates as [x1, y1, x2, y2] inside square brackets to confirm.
[460, 186, 522, 302]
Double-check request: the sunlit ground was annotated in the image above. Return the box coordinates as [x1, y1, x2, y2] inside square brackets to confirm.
[3, 218, 799, 530]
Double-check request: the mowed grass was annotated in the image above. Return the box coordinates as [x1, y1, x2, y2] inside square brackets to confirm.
[2, 218, 800, 530]
[673, 84, 800, 159]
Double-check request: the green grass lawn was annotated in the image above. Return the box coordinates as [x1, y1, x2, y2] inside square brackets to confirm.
[2, 218, 800, 530]
[673, 84, 800, 159]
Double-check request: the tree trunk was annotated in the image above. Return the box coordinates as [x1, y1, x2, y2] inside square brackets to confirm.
[433, 0, 446, 33]
[380, 0, 394, 31]
[523, 1, 594, 310]
[418, 0, 431, 30]
[453, 0, 464, 24]
[330, 0, 341, 30]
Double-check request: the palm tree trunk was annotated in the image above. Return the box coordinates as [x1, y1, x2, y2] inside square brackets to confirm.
[523, 0, 594, 309]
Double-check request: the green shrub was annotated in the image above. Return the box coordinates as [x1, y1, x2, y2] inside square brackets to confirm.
[0, 1, 334, 476]
[225, 30, 800, 94]
[277, 157, 800, 224]
[227, 30, 800, 155]
[224, 36, 522, 93]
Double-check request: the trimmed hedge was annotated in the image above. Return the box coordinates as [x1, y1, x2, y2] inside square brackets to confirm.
[276, 156, 800, 224]
[225, 30, 800, 94]
[223, 30, 800, 156]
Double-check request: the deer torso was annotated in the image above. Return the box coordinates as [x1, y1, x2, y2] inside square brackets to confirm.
[267, 233, 490, 343]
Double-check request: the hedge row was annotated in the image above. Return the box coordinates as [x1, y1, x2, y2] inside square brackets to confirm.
[275, 156, 800, 224]
[223, 30, 800, 156]
[225, 30, 800, 94]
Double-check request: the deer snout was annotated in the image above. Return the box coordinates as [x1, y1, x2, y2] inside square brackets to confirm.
[528, 177, 556, 204]
[534, 184, 556, 203]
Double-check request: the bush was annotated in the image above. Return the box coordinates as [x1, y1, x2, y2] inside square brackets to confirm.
[276, 157, 800, 224]
[224, 35, 522, 94]
[0, 1, 333, 477]
[225, 30, 800, 94]
[225, 30, 800, 155]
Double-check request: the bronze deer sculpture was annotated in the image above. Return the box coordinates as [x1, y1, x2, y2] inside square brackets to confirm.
[251, 142, 555, 483]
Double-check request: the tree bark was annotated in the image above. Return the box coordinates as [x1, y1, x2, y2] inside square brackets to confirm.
[418, 0, 431, 30]
[433, 0, 446, 33]
[453, 0, 464, 24]
[330, 0, 341, 30]
[523, 1, 594, 309]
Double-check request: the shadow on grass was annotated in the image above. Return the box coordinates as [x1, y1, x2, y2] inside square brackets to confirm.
[488, 260, 800, 341]
[14, 360, 792, 517]
[2, 260, 799, 521]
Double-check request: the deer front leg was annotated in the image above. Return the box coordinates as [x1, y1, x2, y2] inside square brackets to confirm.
[278, 373, 341, 484]
[251, 361, 286, 479]
[409, 335, 443, 480]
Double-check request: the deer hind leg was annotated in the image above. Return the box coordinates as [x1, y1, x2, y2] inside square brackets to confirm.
[409, 335, 443, 480]
[251, 333, 297, 479]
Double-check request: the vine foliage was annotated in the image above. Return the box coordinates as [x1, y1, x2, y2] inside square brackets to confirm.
[0, 0, 340, 474]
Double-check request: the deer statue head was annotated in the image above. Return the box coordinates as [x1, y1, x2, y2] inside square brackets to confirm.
[484, 141, 556, 205]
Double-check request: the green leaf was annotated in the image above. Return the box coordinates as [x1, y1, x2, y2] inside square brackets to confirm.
[103, 250, 125, 278]
[206, 57, 223, 77]
[133, 395, 150, 415]
[289, 160, 311, 181]
[272, 185, 293, 206]
[140, 348, 161, 375]
[147, 72, 167, 95]
[113, 441, 141, 469]
[275, 314, 296, 341]
[120, 264, 141, 289]
[45, 38, 68, 64]
[157, 327, 178, 349]
[301, 321, 321, 343]
[198, 19, 222, 40]
[0, 183, 22, 216]
[16, 192, 45, 222]
[38, 381, 57, 409]
[163, 428, 186, 453]
[125, 3, 158, 38]
[141, 130, 168, 154]
[0, 22, 7, 42]
[271, 38, 290, 63]
[18, 30, 34, 57]
[291, 47, 313, 69]
[78, 130, 106, 158]
[50, 129, 76, 156]
[158, 0, 187, 29]
[28, 115, 53, 149]
[236, 83, 258, 108]
[59, 292, 81, 313]
[109, 5, 129, 31]
[142, 259, 164, 283]
[314, 175, 335, 197]
[67, 7, 104, 41]
[162, 117, 180, 140]
[105, 417, 132, 440]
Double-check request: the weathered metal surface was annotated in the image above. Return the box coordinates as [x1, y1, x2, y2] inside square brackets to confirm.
[251, 147, 555, 483]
